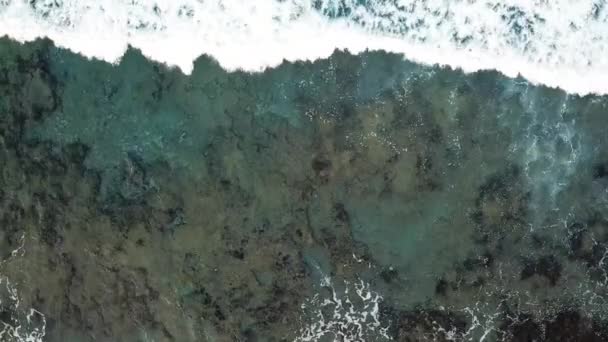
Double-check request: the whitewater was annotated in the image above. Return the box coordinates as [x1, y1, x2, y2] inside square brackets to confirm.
[0, 0, 607, 96]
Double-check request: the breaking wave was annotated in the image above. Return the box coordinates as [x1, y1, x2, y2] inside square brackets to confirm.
[0, 1, 607, 94]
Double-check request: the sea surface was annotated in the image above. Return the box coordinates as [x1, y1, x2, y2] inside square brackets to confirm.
[1, 1, 608, 341]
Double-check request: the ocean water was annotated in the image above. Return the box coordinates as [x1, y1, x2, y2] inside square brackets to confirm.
[1, 1, 608, 341]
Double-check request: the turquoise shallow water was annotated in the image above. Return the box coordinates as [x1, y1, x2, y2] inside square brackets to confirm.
[2, 37, 608, 341]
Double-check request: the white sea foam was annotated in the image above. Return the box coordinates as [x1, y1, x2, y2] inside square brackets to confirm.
[0, 277, 46, 342]
[0, 235, 46, 342]
[296, 277, 391, 342]
[1, 0, 607, 95]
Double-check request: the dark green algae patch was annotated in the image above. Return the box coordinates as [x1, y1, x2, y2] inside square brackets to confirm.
[2, 37, 608, 341]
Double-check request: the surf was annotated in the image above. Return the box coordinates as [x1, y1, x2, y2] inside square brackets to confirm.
[1, 0, 607, 96]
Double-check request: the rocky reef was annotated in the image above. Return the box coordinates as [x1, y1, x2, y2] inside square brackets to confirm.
[1, 38, 608, 341]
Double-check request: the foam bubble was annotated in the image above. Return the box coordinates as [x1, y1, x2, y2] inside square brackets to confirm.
[0, 235, 46, 342]
[1, 0, 608, 95]
[297, 277, 390, 342]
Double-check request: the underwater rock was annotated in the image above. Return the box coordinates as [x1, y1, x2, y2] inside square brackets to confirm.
[502, 310, 608, 342]
[520, 255, 562, 286]
[472, 165, 530, 245]
[381, 306, 469, 341]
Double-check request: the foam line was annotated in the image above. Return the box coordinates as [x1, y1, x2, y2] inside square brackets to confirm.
[1, 0, 607, 95]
